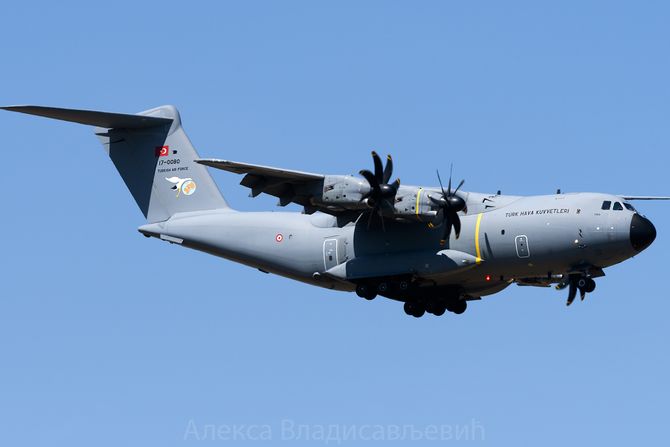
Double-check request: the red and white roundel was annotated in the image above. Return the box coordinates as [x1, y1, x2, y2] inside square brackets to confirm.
[275, 233, 284, 243]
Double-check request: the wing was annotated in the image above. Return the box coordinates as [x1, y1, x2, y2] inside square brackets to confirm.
[619, 196, 670, 200]
[196, 158, 328, 211]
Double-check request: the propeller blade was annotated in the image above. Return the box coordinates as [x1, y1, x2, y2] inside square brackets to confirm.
[566, 281, 577, 306]
[390, 178, 400, 194]
[383, 155, 393, 184]
[379, 208, 386, 232]
[434, 206, 445, 224]
[436, 170, 447, 197]
[453, 179, 465, 195]
[580, 287, 586, 301]
[447, 164, 453, 195]
[359, 169, 380, 192]
[451, 212, 462, 239]
[371, 151, 384, 183]
[429, 195, 444, 206]
[441, 221, 452, 244]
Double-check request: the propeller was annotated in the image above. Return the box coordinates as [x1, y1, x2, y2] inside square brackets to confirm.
[431, 166, 467, 243]
[359, 151, 400, 230]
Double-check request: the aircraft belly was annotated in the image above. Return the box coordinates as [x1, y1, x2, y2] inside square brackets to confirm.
[324, 249, 480, 281]
[146, 211, 349, 284]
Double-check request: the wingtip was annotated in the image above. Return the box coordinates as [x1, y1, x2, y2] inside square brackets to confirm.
[0, 105, 28, 111]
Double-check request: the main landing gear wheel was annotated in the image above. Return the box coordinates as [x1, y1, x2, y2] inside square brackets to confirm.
[431, 306, 446, 316]
[355, 284, 376, 300]
[403, 302, 425, 318]
[450, 300, 467, 315]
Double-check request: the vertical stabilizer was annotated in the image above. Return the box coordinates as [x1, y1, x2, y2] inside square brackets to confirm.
[2, 104, 230, 222]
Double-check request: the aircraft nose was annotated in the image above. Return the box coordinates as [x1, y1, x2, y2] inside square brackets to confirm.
[630, 213, 656, 252]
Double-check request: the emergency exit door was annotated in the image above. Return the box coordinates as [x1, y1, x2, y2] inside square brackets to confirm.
[515, 235, 530, 258]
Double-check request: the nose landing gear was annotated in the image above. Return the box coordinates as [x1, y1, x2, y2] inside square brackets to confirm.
[558, 274, 596, 306]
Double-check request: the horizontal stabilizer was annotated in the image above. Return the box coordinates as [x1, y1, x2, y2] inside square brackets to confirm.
[1, 105, 172, 129]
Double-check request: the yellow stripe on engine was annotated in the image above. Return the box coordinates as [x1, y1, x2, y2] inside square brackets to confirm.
[415, 188, 422, 221]
[475, 212, 483, 264]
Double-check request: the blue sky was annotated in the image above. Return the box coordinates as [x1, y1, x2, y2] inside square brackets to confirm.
[1, 1, 669, 445]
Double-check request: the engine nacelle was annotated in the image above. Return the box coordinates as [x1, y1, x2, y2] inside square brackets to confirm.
[315, 180, 461, 223]
[319, 175, 371, 207]
[393, 186, 439, 221]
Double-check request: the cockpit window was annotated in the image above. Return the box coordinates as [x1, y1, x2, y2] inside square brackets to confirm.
[624, 202, 636, 212]
[601, 201, 611, 210]
[613, 202, 623, 210]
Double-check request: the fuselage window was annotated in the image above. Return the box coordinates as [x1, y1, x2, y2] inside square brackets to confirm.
[613, 202, 623, 210]
[601, 201, 611, 210]
[624, 202, 636, 212]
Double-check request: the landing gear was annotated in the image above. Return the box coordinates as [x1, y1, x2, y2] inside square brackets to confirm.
[403, 298, 467, 318]
[356, 279, 411, 301]
[355, 283, 377, 300]
[358, 279, 469, 317]
[429, 305, 446, 316]
[583, 278, 596, 293]
[446, 299, 467, 315]
[563, 274, 597, 306]
[403, 301, 425, 318]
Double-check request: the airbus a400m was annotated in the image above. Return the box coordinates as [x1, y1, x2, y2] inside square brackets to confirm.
[3, 104, 665, 318]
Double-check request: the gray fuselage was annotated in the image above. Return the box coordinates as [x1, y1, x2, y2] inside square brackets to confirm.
[139, 191, 655, 302]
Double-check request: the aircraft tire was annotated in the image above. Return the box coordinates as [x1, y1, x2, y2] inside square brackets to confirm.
[432, 306, 446, 316]
[412, 307, 425, 318]
[584, 279, 596, 293]
[356, 284, 376, 300]
[403, 301, 425, 317]
[451, 300, 467, 315]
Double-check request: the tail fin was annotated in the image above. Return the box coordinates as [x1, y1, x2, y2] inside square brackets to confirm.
[2, 105, 229, 222]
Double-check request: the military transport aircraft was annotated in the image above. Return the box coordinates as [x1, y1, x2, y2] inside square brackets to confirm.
[3, 105, 666, 317]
